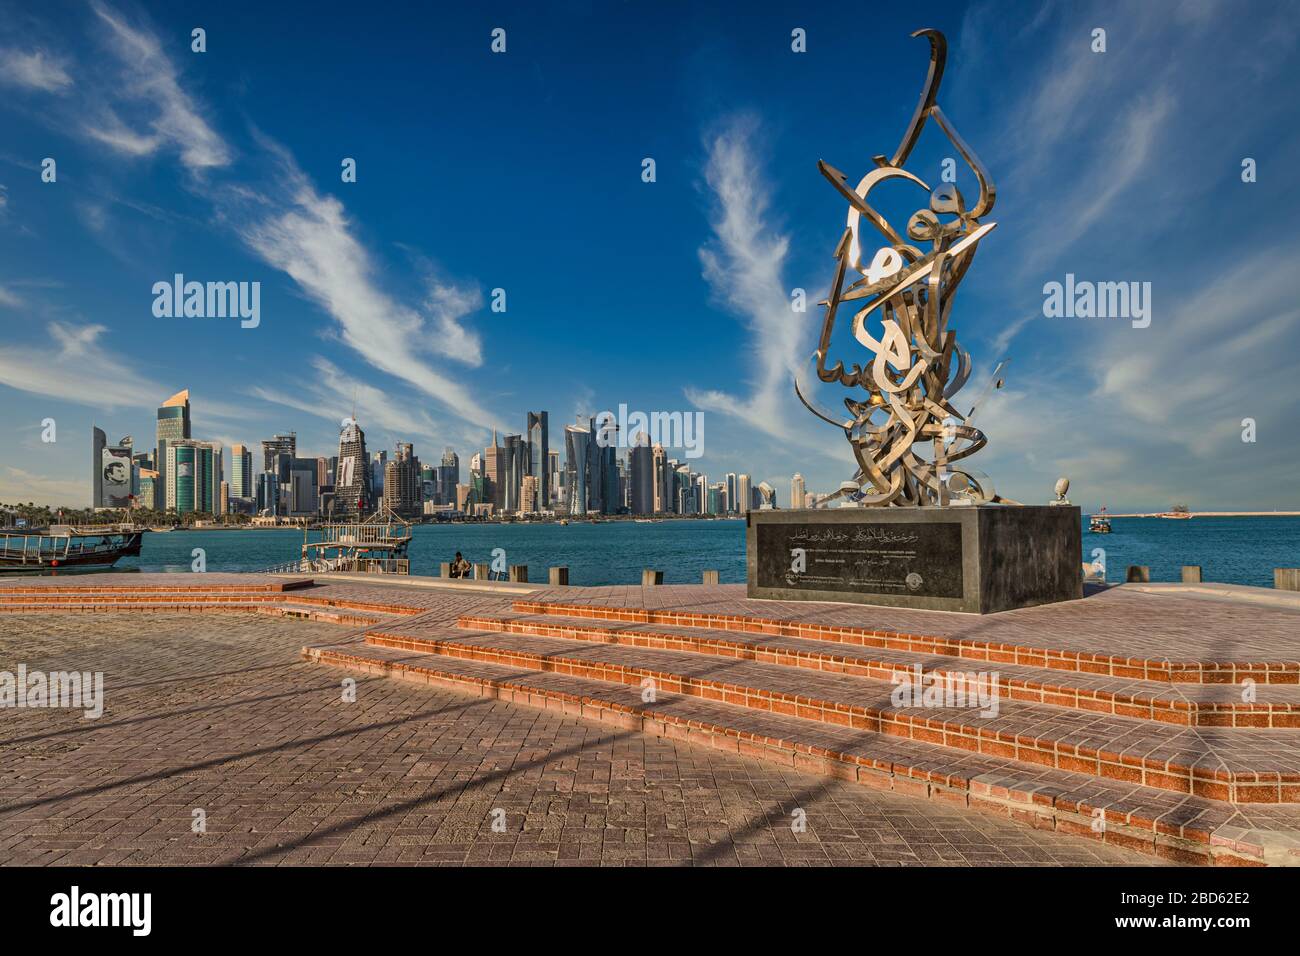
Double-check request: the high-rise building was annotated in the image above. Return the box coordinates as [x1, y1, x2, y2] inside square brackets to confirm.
[502, 434, 526, 513]
[520, 474, 539, 514]
[564, 424, 591, 516]
[383, 442, 420, 517]
[91, 427, 133, 509]
[334, 420, 371, 517]
[155, 389, 191, 503]
[725, 473, 738, 515]
[526, 411, 549, 509]
[166, 439, 221, 514]
[737, 473, 752, 515]
[370, 449, 387, 496]
[217, 480, 229, 516]
[136, 468, 158, 511]
[284, 458, 318, 516]
[584, 412, 619, 515]
[231, 444, 253, 499]
[547, 449, 560, 504]
[628, 432, 654, 515]
[651, 444, 671, 514]
[438, 447, 460, 506]
[256, 472, 278, 514]
[791, 473, 806, 510]
[694, 473, 708, 515]
[484, 429, 503, 512]
[261, 433, 296, 472]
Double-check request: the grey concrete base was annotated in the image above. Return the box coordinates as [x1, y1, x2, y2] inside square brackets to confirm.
[747, 505, 1082, 614]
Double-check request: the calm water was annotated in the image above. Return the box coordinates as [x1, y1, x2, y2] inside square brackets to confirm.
[64, 515, 1300, 588]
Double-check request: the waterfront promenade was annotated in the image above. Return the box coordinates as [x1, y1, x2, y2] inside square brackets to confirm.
[3, 572, 1300, 865]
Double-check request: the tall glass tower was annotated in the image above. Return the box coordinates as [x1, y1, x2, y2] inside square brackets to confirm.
[155, 389, 191, 505]
[526, 411, 548, 509]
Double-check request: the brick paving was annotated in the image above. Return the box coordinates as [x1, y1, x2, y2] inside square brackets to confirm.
[0, 611, 1156, 866]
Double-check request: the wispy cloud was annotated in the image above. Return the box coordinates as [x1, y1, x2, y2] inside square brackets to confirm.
[0, 47, 73, 92]
[85, 0, 230, 169]
[686, 116, 805, 442]
[229, 141, 501, 431]
[0, 321, 167, 408]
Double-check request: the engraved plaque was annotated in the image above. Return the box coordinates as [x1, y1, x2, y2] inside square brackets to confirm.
[756, 521, 963, 599]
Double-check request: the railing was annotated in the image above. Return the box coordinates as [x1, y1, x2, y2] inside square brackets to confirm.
[256, 555, 409, 575]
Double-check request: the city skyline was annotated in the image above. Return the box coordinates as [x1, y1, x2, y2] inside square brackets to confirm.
[2, 1, 1299, 512]
[69, 387, 780, 518]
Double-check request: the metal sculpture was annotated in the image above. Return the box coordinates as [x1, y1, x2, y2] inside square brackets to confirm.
[796, 28, 1015, 508]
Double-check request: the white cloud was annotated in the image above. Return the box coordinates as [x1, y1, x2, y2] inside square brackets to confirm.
[0, 48, 72, 92]
[87, 0, 230, 169]
[230, 147, 501, 431]
[0, 467, 84, 505]
[687, 117, 806, 442]
[0, 322, 165, 408]
[0, 284, 20, 309]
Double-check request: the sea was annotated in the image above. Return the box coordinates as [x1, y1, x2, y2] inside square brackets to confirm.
[41, 515, 1300, 588]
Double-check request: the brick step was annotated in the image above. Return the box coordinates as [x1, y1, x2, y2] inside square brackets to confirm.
[303, 639, 1300, 866]
[365, 625, 1300, 804]
[459, 611, 1300, 727]
[513, 598, 1300, 685]
[0, 600, 386, 625]
[283, 594, 427, 617]
[0, 592, 284, 606]
[0, 577, 313, 593]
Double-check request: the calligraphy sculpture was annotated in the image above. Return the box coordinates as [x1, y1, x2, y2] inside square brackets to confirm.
[796, 28, 1015, 508]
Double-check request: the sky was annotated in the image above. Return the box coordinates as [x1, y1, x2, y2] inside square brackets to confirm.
[1, 0, 1298, 512]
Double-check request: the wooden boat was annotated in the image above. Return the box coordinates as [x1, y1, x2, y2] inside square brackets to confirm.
[0, 527, 145, 571]
[259, 504, 412, 575]
[1088, 508, 1112, 534]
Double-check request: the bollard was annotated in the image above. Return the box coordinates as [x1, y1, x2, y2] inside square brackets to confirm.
[1126, 565, 1150, 583]
[1275, 569, 1300, 592]
[549, 566, 569, 586]
[1181, 566, 1202, 583]
[440, 561, 452, 578]
[642, 569, 664, 586]
[473, 562, 490, 581]
[702, 569, 719, 585]
[508, 564, 528, 583]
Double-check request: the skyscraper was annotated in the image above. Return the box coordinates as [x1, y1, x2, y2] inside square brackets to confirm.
[484, 430, 503, 513]
[502, 434, 526, 513]
[791, 473, 806, 510]
[166, 440, 221, 514]
[526, 411, 549, 509]
[334, 420, 371, 517]
[383, 442, 420, 517]
[438, 447, 460, 506]
[737, 473, 752, 516]
[91, 428, 133, 509]
[564, 424, 591, 516]
[155, 389, 191, 504]
[261, 433, 296, 472]
[231, 444, 253, 499]
[725, 473, 737, 515]
[628, 432, 654, 515]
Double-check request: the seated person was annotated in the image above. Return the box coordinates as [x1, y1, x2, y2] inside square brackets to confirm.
[449, 552, 472, 578]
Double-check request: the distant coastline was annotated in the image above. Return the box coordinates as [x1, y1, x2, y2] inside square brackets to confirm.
[1100, 511, 1300, 518]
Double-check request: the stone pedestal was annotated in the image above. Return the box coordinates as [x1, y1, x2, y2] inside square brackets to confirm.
[747, 505, 1081, 614]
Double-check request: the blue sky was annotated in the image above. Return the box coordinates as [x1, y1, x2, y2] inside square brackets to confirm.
[1, 0, 1298, 511]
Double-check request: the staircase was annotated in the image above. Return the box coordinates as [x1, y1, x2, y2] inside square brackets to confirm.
[305, 595, 1300, 867]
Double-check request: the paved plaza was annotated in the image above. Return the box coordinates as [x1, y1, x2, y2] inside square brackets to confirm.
[0, 607, 1156, 866]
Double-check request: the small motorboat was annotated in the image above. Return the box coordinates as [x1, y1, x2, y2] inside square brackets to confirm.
[1089, 508, 1112, 534]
